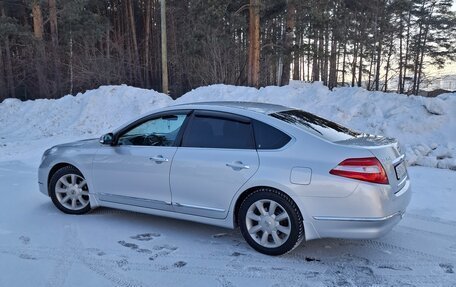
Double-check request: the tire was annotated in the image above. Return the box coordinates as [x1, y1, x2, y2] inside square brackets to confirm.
[238, 188, 304, 255]
[49, 165, 91, 215]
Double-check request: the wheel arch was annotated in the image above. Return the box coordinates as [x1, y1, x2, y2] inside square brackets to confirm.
[47, 162, 80, 192]
[233, 185, 301, 228]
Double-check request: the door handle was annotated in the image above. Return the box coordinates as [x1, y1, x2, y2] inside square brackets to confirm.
[226, 161, 250, 170]
[150, 155, 169, 163]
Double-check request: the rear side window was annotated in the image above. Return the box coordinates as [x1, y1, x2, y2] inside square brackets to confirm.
[253, 120, 291, 149]
[270, 109, 361, 142]
[182, 115, 255, 149]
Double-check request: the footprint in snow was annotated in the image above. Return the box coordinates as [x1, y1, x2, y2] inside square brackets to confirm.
[19, 236, 30, 245]
[173, 261, 187, 268]
[116, 258, 129, 271]
[439, 263, 454, 274]
[19, 254, 36, 260]
[130, 233, 161, 241]
[118, 240, 152, 254]
[153, 244, 178, 251]
[118, 240, 139, 250]
[378, 265, 413, 271]
[230, 252, 245, 257]
[212, 233, 228, 238]
[148, 245, 178, 260]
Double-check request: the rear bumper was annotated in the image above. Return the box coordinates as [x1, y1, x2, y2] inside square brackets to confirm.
[301, 177, 411, 240]
[311, 211, 404, 239]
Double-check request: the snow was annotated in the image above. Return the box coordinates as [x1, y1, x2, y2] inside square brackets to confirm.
[1, 82, 455, 169]
[0, 161, 455, 286]
[1, 83, 456, 286]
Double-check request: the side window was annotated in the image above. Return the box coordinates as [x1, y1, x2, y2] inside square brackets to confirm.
[118, 114, 187, 146]
[182, 115, 255, 149]
[253, 120, 291, 150]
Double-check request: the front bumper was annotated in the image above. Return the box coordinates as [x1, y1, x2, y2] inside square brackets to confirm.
[38, 160, 50, 196]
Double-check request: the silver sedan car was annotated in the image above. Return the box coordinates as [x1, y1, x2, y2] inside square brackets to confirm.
[38, 102, 411, 255]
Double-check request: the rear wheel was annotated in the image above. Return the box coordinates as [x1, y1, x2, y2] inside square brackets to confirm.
[238, 188, 304, 255]
[49, 166, 91, 214]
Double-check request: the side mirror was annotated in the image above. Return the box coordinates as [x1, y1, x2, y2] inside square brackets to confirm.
[99, 133, 114, 145]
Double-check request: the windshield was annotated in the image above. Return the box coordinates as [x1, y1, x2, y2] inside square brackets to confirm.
[270, 109, 361, 142]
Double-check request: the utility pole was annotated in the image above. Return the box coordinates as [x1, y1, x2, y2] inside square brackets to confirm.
[160, 0, 169, 94]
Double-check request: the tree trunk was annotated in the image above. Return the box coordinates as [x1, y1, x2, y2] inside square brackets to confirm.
[144, 0, 152, 87]
[247, 0, 260, 87]
[32, 0, 49, 98]
[312, 30, 320, 81]
[357, 44, 363, 87]
[412, 1, 425, 95]
[32, 1, 44, 40]
[281, 2, 296, 86]
[375, 40, 382, 91]
[351, 42, 357, 87]
[402, 8, 412, 93]
[4, 36, 14, 98]
[307, 30, 311, 81]
[49, 0, 58, 41]
[292, 32, 300, 80]
[367, 49, 374, 90]
[322, 24, 329, 85]
[318, 28, 324, 82]
[384, 37, 394, 92]
[48, 0, 61, 97]
[160, 0, 169, 93]
[127, 0, 142, 86]
[398, 16, 403, 93]
[328, 30, 337, 89]
[341, 42, 347, 86]
[0, 43, 6, 100]
[69, 30, 74, 94]
[417, 22, 430, 95]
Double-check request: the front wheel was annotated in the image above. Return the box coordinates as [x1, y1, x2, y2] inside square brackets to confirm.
[238, 188, 304, 255]
[49, 166, 91, 214]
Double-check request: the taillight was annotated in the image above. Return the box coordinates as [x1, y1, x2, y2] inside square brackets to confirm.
[329, 157, 389, 184]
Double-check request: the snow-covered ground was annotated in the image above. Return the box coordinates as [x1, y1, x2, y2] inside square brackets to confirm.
[0, 162, 455, 287]
[0, 83, 455, 286]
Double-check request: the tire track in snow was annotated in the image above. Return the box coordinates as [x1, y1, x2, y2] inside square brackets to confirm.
[45, 226, 77, 287]
[407, 213, 456, 227]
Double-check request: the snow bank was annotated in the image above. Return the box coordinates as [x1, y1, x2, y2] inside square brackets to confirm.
[1, 82, 455, 170]
[0, 85, 172, 140]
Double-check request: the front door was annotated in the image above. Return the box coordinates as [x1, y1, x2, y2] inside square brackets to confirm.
[92, 112, 189, 210]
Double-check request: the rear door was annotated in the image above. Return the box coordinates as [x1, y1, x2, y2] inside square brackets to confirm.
[170, 111, 259, 219]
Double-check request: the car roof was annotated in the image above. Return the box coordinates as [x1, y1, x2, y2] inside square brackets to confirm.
[171, 101, 291, 114]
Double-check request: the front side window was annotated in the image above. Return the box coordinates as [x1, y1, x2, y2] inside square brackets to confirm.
[118, 114, 187, 146]
[182, 115, 255, 149]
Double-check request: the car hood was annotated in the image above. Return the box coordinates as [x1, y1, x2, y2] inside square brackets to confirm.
[53, 138, 100, 149]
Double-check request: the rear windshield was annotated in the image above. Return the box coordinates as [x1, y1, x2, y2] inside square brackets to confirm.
[270, 109, 361, 142]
